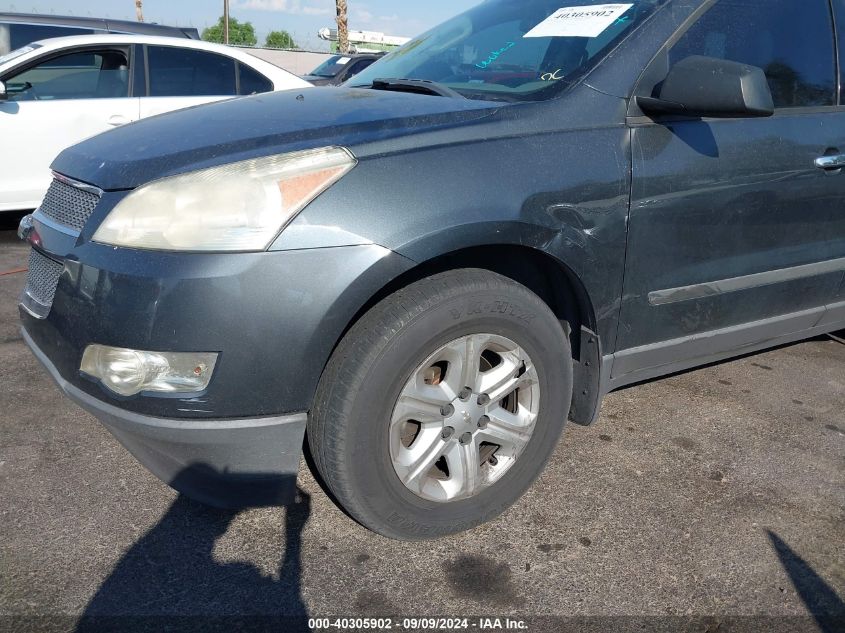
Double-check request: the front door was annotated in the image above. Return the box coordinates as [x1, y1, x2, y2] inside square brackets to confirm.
[615, 0, 845, 377]
[0, 47, 139, 211]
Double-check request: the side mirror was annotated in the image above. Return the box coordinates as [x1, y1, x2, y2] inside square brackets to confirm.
[637, 55, 774, 118]
[0, 80, 7, 101]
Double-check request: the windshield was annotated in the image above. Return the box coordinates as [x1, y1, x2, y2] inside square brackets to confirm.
[351, 0, 666, 101]
[309, 55, 353, 78]
[0, 44, 40, 67]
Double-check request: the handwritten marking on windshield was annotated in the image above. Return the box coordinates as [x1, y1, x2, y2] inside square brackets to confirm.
[541, 69, 565, 81]
[476, 41, 516, 70]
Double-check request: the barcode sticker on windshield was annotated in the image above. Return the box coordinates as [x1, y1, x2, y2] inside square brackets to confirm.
[524, 4, 634, 38]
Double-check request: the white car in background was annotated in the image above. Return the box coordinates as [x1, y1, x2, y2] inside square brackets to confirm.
[0, 34, 310, 213]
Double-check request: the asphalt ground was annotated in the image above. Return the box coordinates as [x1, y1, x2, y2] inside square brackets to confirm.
[0, 218, 843, 633]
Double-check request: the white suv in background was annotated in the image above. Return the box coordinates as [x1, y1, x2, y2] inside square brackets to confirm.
[0, 34, 310, 213]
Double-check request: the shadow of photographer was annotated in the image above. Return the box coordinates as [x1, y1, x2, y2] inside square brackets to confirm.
[75, 465, 312, 632]
[767, 530, 845, 633]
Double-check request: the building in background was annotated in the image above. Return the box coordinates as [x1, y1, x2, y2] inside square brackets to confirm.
[318, 27, 409, 53]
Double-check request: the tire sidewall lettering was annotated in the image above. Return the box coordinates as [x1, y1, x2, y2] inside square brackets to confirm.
[449, 299, 537, 324]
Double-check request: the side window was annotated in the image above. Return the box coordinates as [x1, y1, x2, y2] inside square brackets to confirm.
[5, 49, 129, 101]
[147, 46, 237, 97]
[10, 24, 95, 50]
[238, 63, 273, 95]
[669, 0, 836, 109]
[346, 59, 375, 79]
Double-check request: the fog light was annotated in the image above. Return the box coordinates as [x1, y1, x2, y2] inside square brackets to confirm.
[80, 345, 218, 397]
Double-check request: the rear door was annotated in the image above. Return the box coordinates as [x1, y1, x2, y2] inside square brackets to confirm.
[615, 0, 845, 378]
[0, 46, 139, 211]
[138, 45, 239, 118]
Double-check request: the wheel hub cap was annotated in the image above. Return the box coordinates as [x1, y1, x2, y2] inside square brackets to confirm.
[389, 333, 541, 503]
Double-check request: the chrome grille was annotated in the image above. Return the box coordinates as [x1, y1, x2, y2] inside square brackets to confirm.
[39, 178, 100, 232]
[24, 250, 64, 308]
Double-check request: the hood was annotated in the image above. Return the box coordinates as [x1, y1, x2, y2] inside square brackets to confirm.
[52, 87, 501, 190]
[300, 75, 335, 86]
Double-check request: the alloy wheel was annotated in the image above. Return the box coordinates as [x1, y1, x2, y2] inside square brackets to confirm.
[389, 333, 541, 503]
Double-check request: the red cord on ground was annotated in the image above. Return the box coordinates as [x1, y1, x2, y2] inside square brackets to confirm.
[0, 268, 28, 277]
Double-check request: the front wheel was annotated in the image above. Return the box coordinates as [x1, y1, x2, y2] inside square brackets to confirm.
[308, 269, 573, 540]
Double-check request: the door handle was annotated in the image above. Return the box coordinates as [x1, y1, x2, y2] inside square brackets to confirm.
[815, 154, 845, 170]
[107, 114, 130, 126]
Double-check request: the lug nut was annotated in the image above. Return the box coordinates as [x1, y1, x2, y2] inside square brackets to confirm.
[459, 432, 473, 445]
[442, 427, 455, 440]
[477, 393, 490, 406]
[477, 415, 489, 429]
[459, 387, 472, 401]
[440, 404, 455, 417]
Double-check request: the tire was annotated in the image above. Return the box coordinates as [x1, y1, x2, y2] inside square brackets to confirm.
[308, 269, 573, 540]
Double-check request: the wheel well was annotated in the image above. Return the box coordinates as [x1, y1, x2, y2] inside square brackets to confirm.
[341, 245, 597, 362]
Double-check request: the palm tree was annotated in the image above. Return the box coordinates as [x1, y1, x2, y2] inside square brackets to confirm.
[335, 0, 349, 53]
[135, 0, 144, 23]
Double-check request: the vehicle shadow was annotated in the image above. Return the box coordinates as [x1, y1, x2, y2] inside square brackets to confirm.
[75, 467, 311, 633]
[767, 530, 845, 633]
[615, 334, 844, 394]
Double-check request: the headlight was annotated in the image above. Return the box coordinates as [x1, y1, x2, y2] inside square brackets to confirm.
[80, 345, 218, 397]
[92, 147, 356, 252]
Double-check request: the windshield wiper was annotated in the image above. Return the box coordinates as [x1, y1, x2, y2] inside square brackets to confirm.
[368, 78, 466, 99]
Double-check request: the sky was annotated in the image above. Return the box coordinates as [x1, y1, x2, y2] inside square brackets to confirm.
[0, 0, 480, 50]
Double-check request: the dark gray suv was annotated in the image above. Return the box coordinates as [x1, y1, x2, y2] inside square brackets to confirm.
[18, 0, 845, 540]
[301, 53, 385, 86]
[0, 13, 199, 55]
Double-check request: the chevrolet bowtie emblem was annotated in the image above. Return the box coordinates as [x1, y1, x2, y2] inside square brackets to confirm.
[17, 214, 35, 241]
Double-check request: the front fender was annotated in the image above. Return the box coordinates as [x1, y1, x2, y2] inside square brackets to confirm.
[287, 113, 631, 349]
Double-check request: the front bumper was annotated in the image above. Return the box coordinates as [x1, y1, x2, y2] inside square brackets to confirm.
[19, 205, 413, 503]
[19, 241, 413, 419]
[24, 327, 307, 507]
